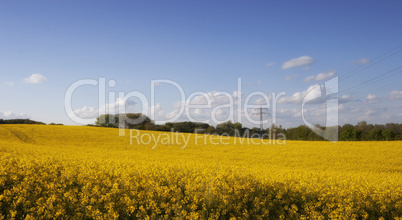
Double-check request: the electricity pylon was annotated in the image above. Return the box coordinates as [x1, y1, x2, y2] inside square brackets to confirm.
[252, 106, 270, 137]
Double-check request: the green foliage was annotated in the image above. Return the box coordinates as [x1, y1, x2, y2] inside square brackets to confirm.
[382, 129, 395, 141]
[0, 119, 45, 125]
[95, 113, 152, 129]
[340, 125, 358, 141]
[164, 121, 210, 133]
[338, 121, 400, 141]
[94, 114, 402, 141]
[49, 123, 64, 125]
[285, 125, 324, 141]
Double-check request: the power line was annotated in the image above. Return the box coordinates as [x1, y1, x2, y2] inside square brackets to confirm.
[366, 78, 402, 95]
[329, 44, 402, 99]
[340, 70, 402, 97]
[337, 66, 402, 97]
[339, 44, 402, 82]
[252, 106, 269, 136]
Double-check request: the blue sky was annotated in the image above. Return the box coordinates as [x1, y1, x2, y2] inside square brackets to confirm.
[1, 0, 402, 128]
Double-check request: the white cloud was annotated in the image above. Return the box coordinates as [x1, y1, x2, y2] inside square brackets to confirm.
[381, 113, 391, 120]
[180, 91, 237, 106]
[72, 106, 99, 119]
[304, 70, 336, 82]
[389, 91, 402, 100]
[366, 94, 381, 103]
[265, 62, 275, 67]
[0, 111, 30, 119]
[316, 70, 336, 81]
[165, 109, 180, 120]
[338, 104, 345, 111]
[24, 74, 47, 84]
[277, 108, 303, 118]
[278, 84, 322, 104]
[278, 84, 356, 105]
[342, 105, 362, 113]
[285, 74, 298, 81]
[358, 110, 378, 121]
[340, 95, 352, 101]
[254, 98, 268, 105]
[303, 75, 315, 82]
[338, 94, 359, 104]
[150, 103, 165, 120]
[232, 91, 242, 99]
[4, 81, 14, 86]
[71, 97, 137, 120]
[282, 56, 314, 69]
[357, 108, 392, 122]
[105, 97, 137, 114]
[353, 58, 370, 65]
[166, 91, 244, 124]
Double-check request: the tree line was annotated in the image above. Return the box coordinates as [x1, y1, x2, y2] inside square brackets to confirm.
[0, 119, 46, 125]
[1, 114, 400, 141]
[0, 119, 63, 125]
[93, 114, 402, 141]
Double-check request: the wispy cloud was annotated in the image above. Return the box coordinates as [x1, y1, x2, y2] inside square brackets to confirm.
[265, 62, 275, 67]
[338, 94, 359, 104]
[24, 74, 47, 84]
[278, 84, 322, 104]
[316, 70, 336, 81]
[0, 111, 30, 119]
[389, 90, 402, 100]
[366, 94, 381, 103]
[352, 58, 370, 65]
[284, 74, 298, 81]
[303, 75, 315, 82]
[282, 56, 314, 69]
[278, 84, 356, 105]
[72, 106, 99, 119]
[72, 97, 138, 119]
[4, 81, 14, 86]
[358, 109, 380, 121]
[304, 70, 336, 82]
[167, 91, 243, 124]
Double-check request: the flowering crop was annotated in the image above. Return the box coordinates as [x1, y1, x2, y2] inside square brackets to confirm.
[0, 124, 401, 219]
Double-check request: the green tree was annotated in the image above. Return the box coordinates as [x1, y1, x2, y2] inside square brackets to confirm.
[95, 114, 118, 128]
[367, 129, 383, 141]
[382, 129, 395, 141]
[95, 113, 152, 129]
[340, 126, 358, 141]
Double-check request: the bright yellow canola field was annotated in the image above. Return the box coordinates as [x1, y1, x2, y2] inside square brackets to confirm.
[0, 125, 401, 219]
